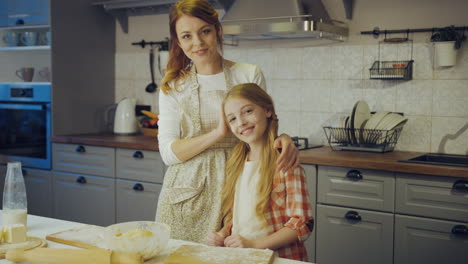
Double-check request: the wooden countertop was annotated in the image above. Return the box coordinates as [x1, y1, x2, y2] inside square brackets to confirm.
[50, 134, 467, 178]
[299, 147, 468, 178]
[50, 133, 159, 151]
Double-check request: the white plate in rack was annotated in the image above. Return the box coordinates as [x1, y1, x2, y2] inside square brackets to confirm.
[351, 100, 371, 144]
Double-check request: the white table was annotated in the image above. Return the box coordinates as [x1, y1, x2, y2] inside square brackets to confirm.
[0, 212, 310, 264]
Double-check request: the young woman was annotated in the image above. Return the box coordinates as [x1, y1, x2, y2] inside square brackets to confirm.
[207, 83, 313, 262]
[156, 0, 300, 243]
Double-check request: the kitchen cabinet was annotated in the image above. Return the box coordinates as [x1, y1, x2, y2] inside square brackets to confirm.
[115, 148, 165, 223]
[52, 143, 165, 225]
[6, 0, 49, 26]
[317, 166, 395, 212]
[313, 165, 468, 264]
[23, 168, 53, 218]
[0, 165, 52, 218]
[0, 0, 49, 27]
[116, 179, 161, 223]
[316, 204, 394, 264]
[52, 144, 115, 178]
[394, 173, 468, 264]
[302, 164, 316, 263]
[53, 171, 115, 226]
[0, 1, 7, 27]
[394, 214, 468, 264]
[316, 166, 395, 264]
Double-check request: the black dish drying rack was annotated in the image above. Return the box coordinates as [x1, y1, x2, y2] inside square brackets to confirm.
[323, 126, 404, 153]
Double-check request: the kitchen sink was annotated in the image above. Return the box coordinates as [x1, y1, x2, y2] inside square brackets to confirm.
[399, 153, 468, 167]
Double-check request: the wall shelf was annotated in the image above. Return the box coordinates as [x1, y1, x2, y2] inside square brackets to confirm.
[0, 46, 50, 51]
[0, 25, 50, 31]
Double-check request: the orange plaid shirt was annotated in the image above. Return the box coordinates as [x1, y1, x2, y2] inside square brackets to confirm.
[266, 166, 314, 262]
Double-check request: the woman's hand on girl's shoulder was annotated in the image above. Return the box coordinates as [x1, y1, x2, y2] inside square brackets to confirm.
[274, 134, 300, 173]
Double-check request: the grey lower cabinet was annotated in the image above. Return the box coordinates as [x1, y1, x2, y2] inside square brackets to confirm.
[115, 148, 165, 223]
[316, 204, 394, 264]
[0, 165, 52, 218]
[115, 179, 161, 223]
[52, 143, 165, 226]
[23, 168, 53, 218]
[53, 171, 115, 226]
[302, 164, 317, 263]
[394, 173, 468, 264]
[316, 166, 395, 264]
[315, 165, 468, 264]
[394, 215, 468, 264]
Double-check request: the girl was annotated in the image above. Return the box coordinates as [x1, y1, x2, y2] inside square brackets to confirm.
[207, 83, 314, 261]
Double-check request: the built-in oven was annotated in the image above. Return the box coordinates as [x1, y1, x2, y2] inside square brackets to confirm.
[0, 83, 51, 169]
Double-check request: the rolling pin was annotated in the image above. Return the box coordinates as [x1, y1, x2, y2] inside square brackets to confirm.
[6, 248, 144, 264]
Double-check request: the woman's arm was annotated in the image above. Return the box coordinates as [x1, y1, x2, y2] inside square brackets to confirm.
[158, 88, 229, 163]
[171, 107, 229, 162]
[224, 227, 297, 250]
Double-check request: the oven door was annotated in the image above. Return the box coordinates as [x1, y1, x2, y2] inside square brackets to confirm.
[0, 102, 51, 169]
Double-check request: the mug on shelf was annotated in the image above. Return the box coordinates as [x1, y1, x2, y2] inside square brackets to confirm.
[2, 32, 21, 47]
[16, 67, 35, 82]
[39, 67, 51, 82]
[20, 32, 39, 46]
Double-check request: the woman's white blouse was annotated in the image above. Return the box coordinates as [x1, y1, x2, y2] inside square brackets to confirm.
[158, 62, 266, 165]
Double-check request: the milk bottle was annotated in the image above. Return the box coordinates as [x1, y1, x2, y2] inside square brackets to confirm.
[3, 162, 28, 227]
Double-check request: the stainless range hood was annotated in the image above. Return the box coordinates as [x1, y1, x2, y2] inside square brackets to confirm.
[93, 0, 350, 41]
[221, 0, 349, 41]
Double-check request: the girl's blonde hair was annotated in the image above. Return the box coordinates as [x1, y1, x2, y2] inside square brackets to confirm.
[161, 0, 224, 94]
[221, 83, 279, 227]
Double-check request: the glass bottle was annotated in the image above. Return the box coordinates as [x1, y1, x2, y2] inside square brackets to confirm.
[3, 162, 28, 227]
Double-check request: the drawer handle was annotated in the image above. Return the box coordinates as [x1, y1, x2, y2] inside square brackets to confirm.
[133, 183, 144, 191]
[345, 211, 362, 221]
[451, 225, 468, 235]
[75, 145, 86, 153]
[76, 176, 87, 184]
[452, 180, 468, 191]
[133, 151, 144, 159]
[346, 170, 362, 180]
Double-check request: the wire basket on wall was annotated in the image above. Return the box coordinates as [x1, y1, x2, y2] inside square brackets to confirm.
[369, 36, 414, 80]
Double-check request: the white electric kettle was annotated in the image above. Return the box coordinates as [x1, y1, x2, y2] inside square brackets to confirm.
[113, 98, 138, 135]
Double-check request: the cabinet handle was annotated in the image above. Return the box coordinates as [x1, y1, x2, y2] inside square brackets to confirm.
[451, 225, 468, 235]
[452, 180, 468, 191]
[16, 19, 25, 25]
[344, 211, 362, 221]
[133, 151, 144, 159]
[75, 145, 86, 153]
[133, 183, 144, 191]
[346, 169, 363, 180]
[76, 176, 87, 184]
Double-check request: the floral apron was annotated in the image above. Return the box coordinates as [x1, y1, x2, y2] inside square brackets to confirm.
[155, 61, 238, 243]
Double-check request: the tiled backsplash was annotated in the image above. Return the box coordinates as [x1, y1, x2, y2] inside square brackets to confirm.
[115, 43, 468, 155]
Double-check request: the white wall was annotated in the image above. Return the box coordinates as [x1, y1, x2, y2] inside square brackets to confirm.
[115, 0, 468, 154]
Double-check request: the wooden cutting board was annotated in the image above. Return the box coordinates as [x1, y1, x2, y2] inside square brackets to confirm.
[164, 245, 274, 264]
[0, 236, 48, 259]
[45, 225, 104, 249]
